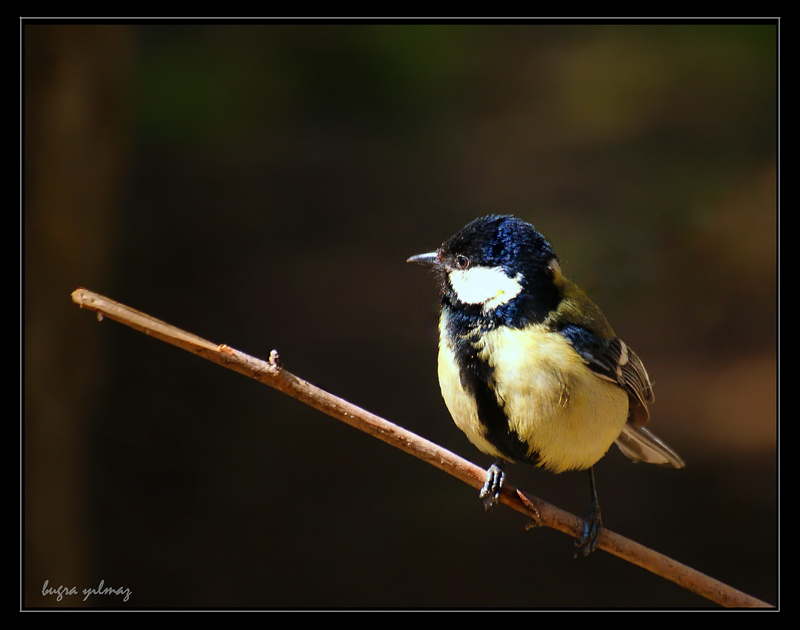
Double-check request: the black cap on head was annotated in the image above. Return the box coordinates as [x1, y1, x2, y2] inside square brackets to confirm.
[440, 215, 556, 274]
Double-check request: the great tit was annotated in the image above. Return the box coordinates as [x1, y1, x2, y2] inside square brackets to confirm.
[408, 214, 684, 556]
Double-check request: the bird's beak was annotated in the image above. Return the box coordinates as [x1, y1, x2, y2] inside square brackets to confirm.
[406, 252, 439, 268]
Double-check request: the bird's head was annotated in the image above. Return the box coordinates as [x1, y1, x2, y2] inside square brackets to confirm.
[408, 215, 560, 319]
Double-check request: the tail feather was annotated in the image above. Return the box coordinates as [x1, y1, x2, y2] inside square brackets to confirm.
[615, 425, 685, 469]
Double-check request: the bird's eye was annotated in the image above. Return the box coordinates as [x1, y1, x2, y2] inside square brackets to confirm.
[455, 254, 470, 269]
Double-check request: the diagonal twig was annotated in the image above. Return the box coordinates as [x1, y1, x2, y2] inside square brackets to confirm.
[70, 287, 772, 608]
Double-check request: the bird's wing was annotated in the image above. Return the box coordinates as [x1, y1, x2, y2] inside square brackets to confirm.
[558, 325, 684, 468]
[557, 325, 654, 427]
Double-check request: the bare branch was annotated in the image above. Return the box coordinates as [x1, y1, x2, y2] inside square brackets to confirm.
[70, 288, 772, 608]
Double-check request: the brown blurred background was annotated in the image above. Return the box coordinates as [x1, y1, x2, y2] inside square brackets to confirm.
[23, 22, 777, 609]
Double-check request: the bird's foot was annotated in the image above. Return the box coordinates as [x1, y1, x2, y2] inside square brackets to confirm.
[479, 462, 505, 511]
[574, 503, 603, 558]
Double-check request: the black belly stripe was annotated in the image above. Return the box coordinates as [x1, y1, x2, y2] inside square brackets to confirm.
[445, 306, 534, 464]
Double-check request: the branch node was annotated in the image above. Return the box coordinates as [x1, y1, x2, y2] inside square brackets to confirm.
[269, 349, 283, 371]
[517, 489, 542, 524]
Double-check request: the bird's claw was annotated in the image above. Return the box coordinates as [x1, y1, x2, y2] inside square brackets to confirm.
[479, 462, 505, 511]
[574, 504, 603, 558]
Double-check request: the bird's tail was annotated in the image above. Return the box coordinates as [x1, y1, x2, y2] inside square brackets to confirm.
[615, 425, 685, 468]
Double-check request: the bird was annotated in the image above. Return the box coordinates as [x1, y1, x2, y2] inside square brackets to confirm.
[407, 214, 684, 556]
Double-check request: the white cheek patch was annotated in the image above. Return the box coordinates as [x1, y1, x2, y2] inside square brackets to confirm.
[448, 266, 524, 310]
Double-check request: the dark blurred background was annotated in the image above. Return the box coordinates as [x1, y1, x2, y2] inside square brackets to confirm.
[23, 22, 777, 609]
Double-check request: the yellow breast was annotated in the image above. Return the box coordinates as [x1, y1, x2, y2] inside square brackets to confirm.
[438, 319, 629, 473]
